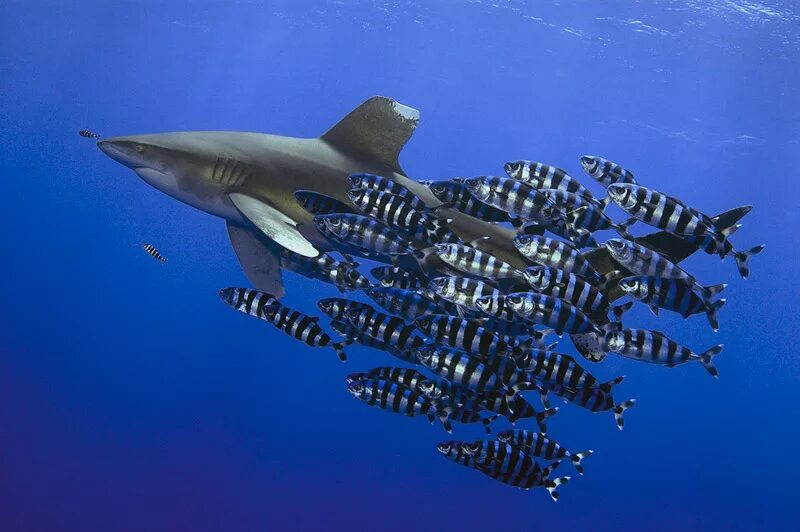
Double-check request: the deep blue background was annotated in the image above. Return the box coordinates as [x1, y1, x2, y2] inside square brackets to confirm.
[1, 1, 798, 530]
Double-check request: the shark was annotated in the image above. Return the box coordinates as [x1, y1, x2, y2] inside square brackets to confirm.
[97, 95, 750, 358]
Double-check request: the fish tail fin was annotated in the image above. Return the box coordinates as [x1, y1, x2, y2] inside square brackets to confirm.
[482, 414, 499, 433]
[733, 244, 765, 279]
[612, 301, 634, 320]
[720, 223, 741, 239]
[613, 217, 637, 240]
[706, 298, 726, 331]
[597, 375, 625, 393]
[542, 459, 562, 480]
[613, 399, 636, 430]
[701, 283, 727, 302]
[699, 344, 723, 378]
[439, 414, 453, 434]
[332, 342, 349, 362]
[535, 407, 559, 433]
[544, 475, 570, 502]
[600, 270, 623, 292]
[598, 195, 611, 209]
[570, 450, 593, 475]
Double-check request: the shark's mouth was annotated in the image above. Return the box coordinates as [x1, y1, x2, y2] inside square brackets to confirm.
[135, 167, 178, 192]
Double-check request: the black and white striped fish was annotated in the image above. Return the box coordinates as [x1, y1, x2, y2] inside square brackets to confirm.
[521, 349, 604, 391]
[519, 217, 599, 249]
[416, 382, 497, 433]
[460, 440, 568, 500]
[539, 191, 636, 240]
[348, 378, 451, 432]
[579, 155, 637, 188]
[346, 188, 456, 244]
[513, 235, 606, 285]
[347, 173, 427, 212]
[522, 265, 612, 317]
[344, 305, 428, 353]
[437, 440, 478, 468]
[316, 298, 373, 321]
[496, 429, 593, 475]
[605, 329, 723, 378]
[421, 179, 517, 225]
[330, 320, 416, 363]
[605, 238, 726, 304]
[427, 276, 505, 315]
[363, 286, 454, 320]
[618, 276, 726, 330]
[607, 184, 728, 246]
[142, 242, 167, 264]
[314, 214, 415, 256]
[293, 190, 356, 215]
[413, 315, 513, 357]
[679, 233, 764, 280]
[370, 266, 427, 290]
[500, 292, 604, 336]
[281, 250, 371, 292]
[504, 160, 606, 208]
[543, 376, 635, 430]
[415, 346, 527, 396]
[219, 287, 279, 319]
[78, 129, 101, 139]
[463, 176, 555, 221]
[435, 243, 523, 280]
[347, 366, 431, 390]
[260, 303, 351, 361]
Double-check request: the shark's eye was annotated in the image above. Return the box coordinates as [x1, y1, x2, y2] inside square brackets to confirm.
[134, 144, 144, 153]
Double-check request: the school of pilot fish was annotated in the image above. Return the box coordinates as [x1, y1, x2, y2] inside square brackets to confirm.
[216, 155, 764, 501]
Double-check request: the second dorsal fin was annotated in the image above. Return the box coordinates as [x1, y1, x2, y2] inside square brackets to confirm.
[320, 96, 419, 175]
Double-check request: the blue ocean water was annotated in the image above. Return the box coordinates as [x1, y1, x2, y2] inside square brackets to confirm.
[1, 1, 798, 530]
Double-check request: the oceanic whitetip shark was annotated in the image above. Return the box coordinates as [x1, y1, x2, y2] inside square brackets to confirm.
[97, 96, 749, 359]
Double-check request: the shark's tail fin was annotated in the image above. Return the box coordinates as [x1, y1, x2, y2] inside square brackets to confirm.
[734, 244, 765, 279]
[706, 298, 726, 332]
[570, 450, 594, 475]
[699, 344, 723, 378]
[613, 399, 636, 430]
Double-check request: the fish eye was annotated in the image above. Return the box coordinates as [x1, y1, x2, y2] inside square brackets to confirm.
[432, 183, 445, 193]
[437, 443, 452, 453]
[510, 296, 521, 305]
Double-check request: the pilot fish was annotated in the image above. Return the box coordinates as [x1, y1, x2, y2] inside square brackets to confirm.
[293, 190, 356, 215]
[500, 292, 605, 336]
[504, 160, 605, 209]
[421, 179, 517, 225]
[331, 320, 416, 363]
[513, 235, 606, 285]
[314, 214, 415, 256]
[522, 265, 612, 317]
[219, 287, 279, 319]
[463, 176, 556, 222]
[347, 173, 428, 212]
[142, 243, 167, 264]
[605, 328, 723, 377]
[435, 243, 523, 280]
[579, 155, 637, 188]
[605, 238, 726, 304]
[496, 429, 593, 475]
[363, 286, 455, 320]
[280, 250, 371, 292]
[370, 266, 427, 290]
[344, 305, 428, 353]
[260, 302, 351, 361]
[543, 377, 635, 430]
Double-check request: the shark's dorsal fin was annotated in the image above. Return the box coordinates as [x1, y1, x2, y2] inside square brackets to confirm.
[320, 96, 419, 175]
[226, 222, 285, 298]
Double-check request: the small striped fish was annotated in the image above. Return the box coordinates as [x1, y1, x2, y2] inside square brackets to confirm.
[463, 176, 554, 221]
[522, 266, 610, 317]
[142, 243, 167, 264]
[618, 276, 726, 330]
[314, 214, 415, 256]
[416, 382, 496, 432]
[477, 394, 558, 429]
[316, 298, 373, 321]
[539, 191, 635, 239]
[293, 190, 356, 215]
[370, 266, 427, 290]
[496, 429, 593, 475]
[679, 234, 764, 279]
[363, 286, 453, 321]
[513, 235, 605, 285]
[427, 276, 505, 316]
[605, 329, 723, 378]
[78, 129, 101, 139]
[413, 315, 512, 357]
[415, 346, 523, 396]
[261, 302, 350, 361]
[348, 378, 451, 432]
[280, 250, 371, 292]
[498, 292, 603, 336]
[544, 376, 635, 430]
[579, 155, 637, 188]
[422, 179, 517, 225]
[435, 243, 523, 280]
[219, 287, 279, 319]
[330, 320, 416, 363]
[343, 306, 427, 353]
[437, 441, 477, 468]
[504, 160, 605, 208]
[519, 217, 599, 249]
[346, 366, 430, 390]
[605, 238, 726, 304]
[347, 173, 427, 212]
[607, 184, 727, 245]
[522, 349, 602, 390]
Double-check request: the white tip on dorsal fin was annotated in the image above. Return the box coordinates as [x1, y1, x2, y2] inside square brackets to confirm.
[320, 96, 420, 175]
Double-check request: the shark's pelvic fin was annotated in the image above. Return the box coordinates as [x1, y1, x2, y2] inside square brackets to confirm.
[226, 222, 285, 298]
[320, 96, 420, 175]
[229, 192, 320, 258]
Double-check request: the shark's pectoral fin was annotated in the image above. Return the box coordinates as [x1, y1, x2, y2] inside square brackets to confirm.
[229, 192, 320, 258]
[226, 222, 285, 298]
[320, 96, 419, 175]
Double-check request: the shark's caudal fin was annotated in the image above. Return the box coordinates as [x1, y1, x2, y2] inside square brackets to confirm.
[229, 192, 320, 258]
[226, 222, 286, 298]
[320, 96, 420, 175]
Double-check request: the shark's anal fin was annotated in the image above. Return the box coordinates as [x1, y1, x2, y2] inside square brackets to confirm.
[320, 96, 420, 175]
[227, 222, 285, 298]
[229, 192, 319, 258]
